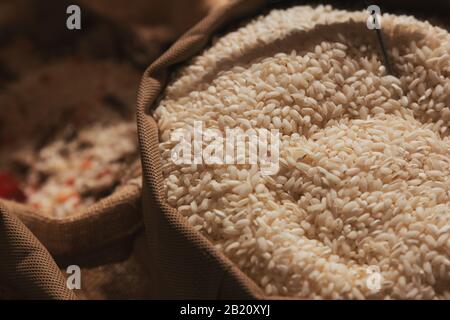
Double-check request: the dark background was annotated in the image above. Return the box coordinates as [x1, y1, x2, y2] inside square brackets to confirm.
[0, 0, 448, 90]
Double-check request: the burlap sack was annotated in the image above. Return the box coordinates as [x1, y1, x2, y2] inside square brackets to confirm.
[0, 58, 142, 255]
[137, 0, 268, 299]
[0, 202, 76, 299]
[56, 230, 152, 300]
[136, 0, 450, 299]
[0, 59, 147, 299]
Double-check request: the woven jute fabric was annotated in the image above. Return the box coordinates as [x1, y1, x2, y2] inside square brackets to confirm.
[0, 203, 76, 299]
[1, 184, 142, 256]
[1, 197, 150, 300]
[137, 0, 269, 299]
[57, 230, 152, 300]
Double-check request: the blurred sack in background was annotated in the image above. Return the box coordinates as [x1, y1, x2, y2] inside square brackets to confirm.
[0, 0, 226, 300]
[0, 0, 225, 78]
[76, 0, 227, 65]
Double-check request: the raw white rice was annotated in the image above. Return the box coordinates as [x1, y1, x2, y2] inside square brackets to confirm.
[154, 5, 450, 299]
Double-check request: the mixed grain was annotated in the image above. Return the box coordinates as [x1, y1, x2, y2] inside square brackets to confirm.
[24, 122, 138, 217]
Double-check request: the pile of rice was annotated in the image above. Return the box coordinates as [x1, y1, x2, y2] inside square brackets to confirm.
[154, 6, 450, 299]
[24, 122, 138, 217]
